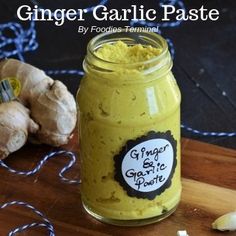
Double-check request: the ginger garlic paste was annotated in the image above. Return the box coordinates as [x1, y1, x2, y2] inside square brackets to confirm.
[77, 32, 181, 226]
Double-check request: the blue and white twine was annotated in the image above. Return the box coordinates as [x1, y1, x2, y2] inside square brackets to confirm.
[0, 150, 81, 184]
[0, 201, 55, 236]
[0, 150, 80, 235]
[0, 0, 235, 235]
[181, 124, 236, 137]
[46, 69, 84, 76]
[0, 20, 37, 62]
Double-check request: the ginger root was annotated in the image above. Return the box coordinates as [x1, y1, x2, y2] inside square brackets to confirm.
[0, 59, 77, 159]
[0, 101, 39, 159]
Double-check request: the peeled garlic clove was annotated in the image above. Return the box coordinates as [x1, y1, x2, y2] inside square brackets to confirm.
[212, 212, 236, 231]
[177, 230, 189, 236]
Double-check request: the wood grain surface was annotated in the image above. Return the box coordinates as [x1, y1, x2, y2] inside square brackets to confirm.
[0, 136, 235, 236]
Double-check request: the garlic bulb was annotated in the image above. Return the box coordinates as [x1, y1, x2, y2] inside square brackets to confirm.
[212, 212, 236, 231]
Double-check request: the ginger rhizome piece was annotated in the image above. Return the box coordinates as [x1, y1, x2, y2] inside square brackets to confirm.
[0, 59, 77, 159]
[0, 101, 39, 159]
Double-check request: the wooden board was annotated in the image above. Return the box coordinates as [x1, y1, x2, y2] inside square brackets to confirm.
[0, 136, 235, 236]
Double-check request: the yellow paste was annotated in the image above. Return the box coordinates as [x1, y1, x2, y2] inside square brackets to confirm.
[95, 41, 162, 63]
[78, 41, 181, 220]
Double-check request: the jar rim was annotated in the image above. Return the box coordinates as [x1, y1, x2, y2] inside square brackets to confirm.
[86, 29, 169, 68]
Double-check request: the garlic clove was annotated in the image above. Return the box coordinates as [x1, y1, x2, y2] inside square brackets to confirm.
[212, 212, 236, 231]
[177, 230, 189, 236]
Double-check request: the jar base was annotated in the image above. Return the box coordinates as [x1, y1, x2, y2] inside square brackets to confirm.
[82, 202, 178, 227]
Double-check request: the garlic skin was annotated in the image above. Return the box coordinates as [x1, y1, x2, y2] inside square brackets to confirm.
[212, 212, 236, 231]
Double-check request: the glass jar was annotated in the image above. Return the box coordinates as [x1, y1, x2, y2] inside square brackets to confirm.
[77, 31, 181, 226]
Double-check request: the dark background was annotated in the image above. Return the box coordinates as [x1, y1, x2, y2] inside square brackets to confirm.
[0, 0, 235, 149]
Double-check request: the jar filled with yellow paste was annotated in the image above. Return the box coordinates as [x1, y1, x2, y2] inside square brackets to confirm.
[77, 31, 181, 226]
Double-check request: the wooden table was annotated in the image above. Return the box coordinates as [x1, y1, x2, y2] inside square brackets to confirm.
[0, 136, 235, 236]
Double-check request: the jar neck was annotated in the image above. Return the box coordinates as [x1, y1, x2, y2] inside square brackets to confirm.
[83, 31, 173, 82]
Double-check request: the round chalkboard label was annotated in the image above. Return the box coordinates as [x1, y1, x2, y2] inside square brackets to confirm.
[114, 131, 177, 200]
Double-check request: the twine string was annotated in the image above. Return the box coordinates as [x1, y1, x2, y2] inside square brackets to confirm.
[0, 201, 55, 236]
[181, 124, 236, 137]
[0, 150, 81, 184]
[0, 150, 80, 235]
[46, 69, 84, 76]
[0, 20, 37, 62]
